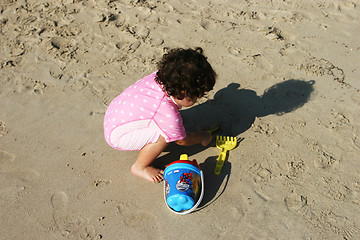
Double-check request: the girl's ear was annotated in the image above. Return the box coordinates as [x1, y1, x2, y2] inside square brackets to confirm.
[195, 47, 203, 54]
[177, 91, 186, 100]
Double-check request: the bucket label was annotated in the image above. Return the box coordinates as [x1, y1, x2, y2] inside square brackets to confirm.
[165, 169, 199, 200]
[176, 172, 192, 192]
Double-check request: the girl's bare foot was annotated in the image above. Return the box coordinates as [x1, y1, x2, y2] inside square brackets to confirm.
[131, 164, 164, 183]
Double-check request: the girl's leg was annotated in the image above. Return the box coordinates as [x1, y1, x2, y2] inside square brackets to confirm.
[131, 135, 168, 182]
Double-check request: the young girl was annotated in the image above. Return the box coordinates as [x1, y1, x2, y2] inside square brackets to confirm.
[104, 47, 217, 182]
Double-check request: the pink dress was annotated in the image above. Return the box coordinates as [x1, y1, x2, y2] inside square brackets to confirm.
[104, 72, 186, 151]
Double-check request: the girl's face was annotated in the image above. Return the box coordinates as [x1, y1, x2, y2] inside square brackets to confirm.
[174, 96, 197, 107]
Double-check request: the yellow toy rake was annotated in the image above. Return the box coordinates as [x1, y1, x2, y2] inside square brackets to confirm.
[214, 136, 237, 175]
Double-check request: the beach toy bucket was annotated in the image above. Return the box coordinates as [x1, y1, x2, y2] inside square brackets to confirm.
[164, 154, 204, 215]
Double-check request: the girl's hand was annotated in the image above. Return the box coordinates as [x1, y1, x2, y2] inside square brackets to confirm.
[175, 131, 212, 146]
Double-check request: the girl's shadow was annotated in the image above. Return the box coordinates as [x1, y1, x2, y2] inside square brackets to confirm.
[154, 79, 315, 206]
[180, 79, 316, 137]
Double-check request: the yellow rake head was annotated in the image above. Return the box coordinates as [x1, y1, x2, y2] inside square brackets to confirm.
[214, 135, 237, 175]
[216, 136, 237, 151]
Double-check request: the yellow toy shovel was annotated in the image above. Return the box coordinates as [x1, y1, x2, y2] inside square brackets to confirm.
[215, 136, 237, 175]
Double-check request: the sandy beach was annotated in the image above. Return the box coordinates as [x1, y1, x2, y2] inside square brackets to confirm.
[1, 0, 360, 239]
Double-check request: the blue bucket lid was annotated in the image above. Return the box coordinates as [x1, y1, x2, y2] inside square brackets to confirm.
[164, 162, 201, 176]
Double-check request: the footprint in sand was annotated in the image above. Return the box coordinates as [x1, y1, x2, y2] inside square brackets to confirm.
[228, 47, 244, 58]
[117, 202, 154, 227]
[284, 192, 308, 212]
[0, 150, 39, 182]
[325, 109, 350, 130]
[121, 41, 141, 54]
[51, 191, 69, 233]
[320, 177, 356, 202]
[14, 75, 48, 95]
[60, 73, 88, 91]
[128, 25, 150, 41]
[116, 201, 161, 238]
[49, 35, 80, 61]
[248, 163, 273, 183]
[145, 32, 165, 47]
[305, 140, 341, 169]
[9, 38, 26, 57]
[316, 149, 338, 169]
[287, 157, 306, 178]
[252, 121, 277, 137]
[285, 191, 360, 239]
[299, 57, 347, 86]
[0, 150, 39, 200]
[222, 39, 247, 59]
[243, 53, 274, 72]
[51, 191, 99, 239]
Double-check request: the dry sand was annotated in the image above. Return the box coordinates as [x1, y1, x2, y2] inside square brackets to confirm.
[1, 0, 360, 239]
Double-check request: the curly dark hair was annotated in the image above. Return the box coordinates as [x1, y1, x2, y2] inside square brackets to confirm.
[155, 47, 216, 100]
